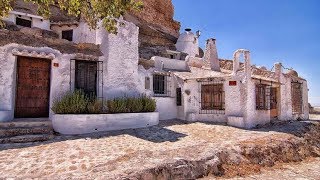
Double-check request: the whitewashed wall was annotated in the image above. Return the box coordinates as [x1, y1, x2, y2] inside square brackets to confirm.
[73, 22, 97, 44]
[245, 79, 270, 128]
[278, 74, 293, 120]
[0, 44, 72, 122]
[154, 97, 177, 120]
[100, 20, 143, 98]
[152, 56, 189, 71]
[3, 12, 50, 31]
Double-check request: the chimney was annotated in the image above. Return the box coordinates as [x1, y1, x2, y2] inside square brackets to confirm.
[204, 38, 220, 71]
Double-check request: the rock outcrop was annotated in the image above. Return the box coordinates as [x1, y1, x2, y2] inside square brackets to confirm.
[125, 0, 181, 59]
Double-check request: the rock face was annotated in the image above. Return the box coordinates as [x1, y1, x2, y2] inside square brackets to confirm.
[125, 0, 181, 59]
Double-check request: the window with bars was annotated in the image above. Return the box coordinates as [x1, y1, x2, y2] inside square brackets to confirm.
[291, 82, 303, 114]
[75, 61, 98, 97]
[200, 82, 225, 114]
[256, 84, 271, 110]
[153, 74, 171, 97]
[176, 88, 182, 106]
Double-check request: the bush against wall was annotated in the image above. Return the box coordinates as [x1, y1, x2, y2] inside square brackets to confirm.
[51, 90, 89, 114]
[52, 91, 156, 114]
[107, 95, 156, 114]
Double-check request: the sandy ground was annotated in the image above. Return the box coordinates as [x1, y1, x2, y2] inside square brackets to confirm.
[0, 119, 319, 179]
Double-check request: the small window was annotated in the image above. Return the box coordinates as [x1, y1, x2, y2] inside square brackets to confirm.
[200, 83, 225, 114]
[62, 30, 73, 41]
[75, 61, 97, 96]
[153, 74, 170, 96]
[16, 17, 32, 28]
[176, 88, 182, 106]
[170, 54, 175, 59]
[256, 84, 270, 110]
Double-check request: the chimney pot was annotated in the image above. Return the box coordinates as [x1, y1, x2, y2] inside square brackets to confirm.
[185, 28, 192, 32]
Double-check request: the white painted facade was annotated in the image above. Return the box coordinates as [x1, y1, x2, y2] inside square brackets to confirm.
[0, 15, 143, 122]
[138, 30, 309, 129]
[0, 10, 310, 129]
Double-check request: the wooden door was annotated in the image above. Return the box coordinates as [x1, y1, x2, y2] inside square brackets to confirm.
[270, 87, 278, 119]
[15, 56, 51, 118]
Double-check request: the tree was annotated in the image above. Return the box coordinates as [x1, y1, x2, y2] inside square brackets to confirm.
[0, 0, 143, 33]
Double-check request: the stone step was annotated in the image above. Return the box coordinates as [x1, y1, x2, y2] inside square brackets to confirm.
[0, 134, 54, 144]
[0, 126, 54, 138]
[0, 120, 52, 128]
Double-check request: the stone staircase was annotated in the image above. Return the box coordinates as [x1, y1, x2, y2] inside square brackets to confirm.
[0, 119, 54, 144]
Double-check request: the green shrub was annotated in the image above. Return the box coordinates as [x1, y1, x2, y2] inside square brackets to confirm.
[51, 90, 89, 114]
[140, 95, 156, 112]
[107, 95, 156, 114]
[107, 97, 128, 114]
[52, 91, 156, 114]
[87, 99, 106, 114]
[127, 97, 144, 113]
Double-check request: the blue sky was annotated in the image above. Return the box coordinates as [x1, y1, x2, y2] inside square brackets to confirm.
[172, 0, 320, 106]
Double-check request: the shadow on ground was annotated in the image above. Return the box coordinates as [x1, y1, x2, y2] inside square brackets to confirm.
[0, 120, 188, 151]
[1, 118, 319, 151]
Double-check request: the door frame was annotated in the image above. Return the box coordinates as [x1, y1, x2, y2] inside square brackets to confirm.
[270, 86, 280, 119]
[14, 56, 52, 118]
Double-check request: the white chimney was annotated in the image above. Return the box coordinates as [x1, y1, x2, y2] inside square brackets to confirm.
[204, 38, 220, 71]
[175, 28, 199, 58]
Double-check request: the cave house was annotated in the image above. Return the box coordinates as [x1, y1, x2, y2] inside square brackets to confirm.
[0, 0, 309, 129]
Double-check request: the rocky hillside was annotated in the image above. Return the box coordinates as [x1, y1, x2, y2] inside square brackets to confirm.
[125, 0, 181, 59]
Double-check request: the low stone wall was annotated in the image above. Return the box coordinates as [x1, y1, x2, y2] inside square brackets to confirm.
[51, 112, 159, 135]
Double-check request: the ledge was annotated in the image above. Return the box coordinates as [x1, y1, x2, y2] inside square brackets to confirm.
[51, 112, 159, 135]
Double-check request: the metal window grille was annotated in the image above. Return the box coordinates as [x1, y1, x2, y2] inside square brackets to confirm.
[70, 59, 104, 101]
[291, 82, 303, 114]
[199, 80, 225, 114]
[153, 74, 171, 97]
[255, 84, 271, 110]
[176, 88, 182, 106]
